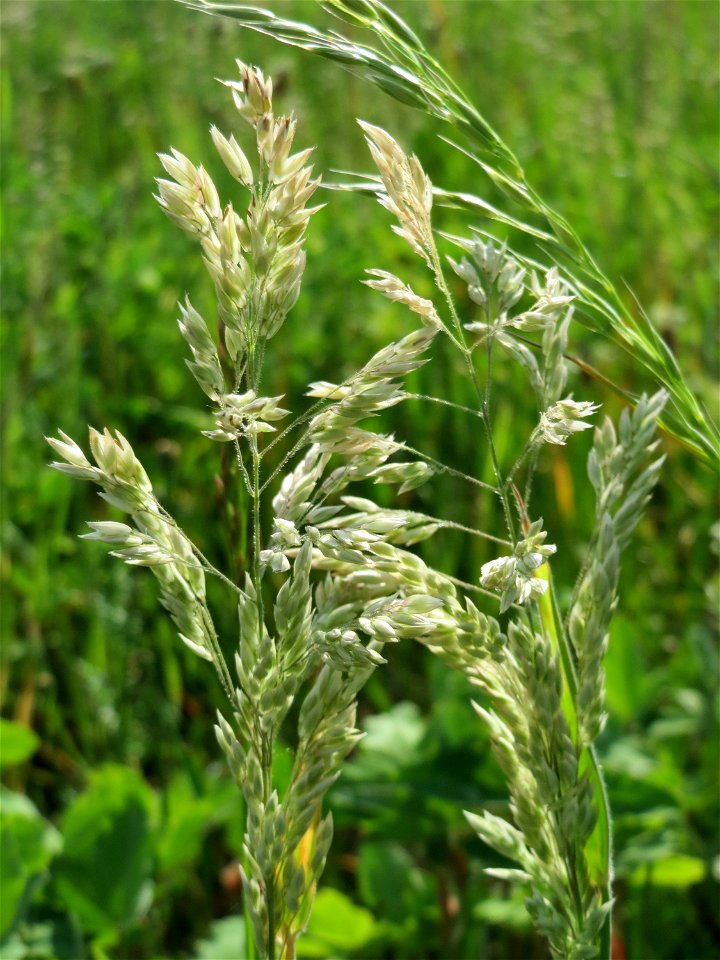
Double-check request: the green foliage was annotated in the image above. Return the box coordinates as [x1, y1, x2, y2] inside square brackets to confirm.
[296, 888, 376, 958]
[0, 789, 62, 941]
[157, 769, 237, 876]
[54, 765, 156, 944]
[2, 1, 718, 958]
[358, 839, 436, 937]
[0, 722, 40, 769]
[194, 916, 249, 960]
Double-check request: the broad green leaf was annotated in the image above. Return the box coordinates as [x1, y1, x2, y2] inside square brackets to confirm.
[194, 916, 247, 960]
[358, 840, 429, 924]
[354, 701, 427, 776]
[0, 720, 40, 769]
[474, 895, 532, 931]
[0, 917, 84, 960]
[297, 888, 376, 957]
[55, 765, 156, 938]
[157, 769, 236, 874]
[631, 854, 707, 889]
[603, 736, 658, 781]
[0, 788, 62, 940]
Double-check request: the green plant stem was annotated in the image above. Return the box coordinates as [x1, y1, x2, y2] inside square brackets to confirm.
[162, 549, 246, 598]
[442, 571, 504, 603]
[392, 440, 496, 492]
[251, 442, 264, 626]
[246, 339, 276, 960]
[437, 519, 511, 547]
[506, 439, 537, 488]
[482, 327, 516, 541]
[196, 598, 236, 707]
[429, 243, 518, 544]
[235, 437, 254, 495]
[266, 813, 277, 960]
[406, 391, 483, 418]
[523, 445, 541, 510]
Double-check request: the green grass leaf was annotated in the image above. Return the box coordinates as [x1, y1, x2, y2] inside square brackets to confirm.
[631, 854, 707, 889]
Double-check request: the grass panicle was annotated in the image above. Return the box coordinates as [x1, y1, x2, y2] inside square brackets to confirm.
[48, 26, 670, 959]
[48, 65, 449, 960]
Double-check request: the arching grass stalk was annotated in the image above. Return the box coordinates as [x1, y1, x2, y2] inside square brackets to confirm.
[191, 0, 718, 470]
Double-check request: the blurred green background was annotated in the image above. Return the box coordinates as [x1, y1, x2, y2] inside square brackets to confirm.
[1, 1, 718, 958]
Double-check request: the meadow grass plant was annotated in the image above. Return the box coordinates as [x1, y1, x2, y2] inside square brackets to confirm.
[46, 44, 671, 958]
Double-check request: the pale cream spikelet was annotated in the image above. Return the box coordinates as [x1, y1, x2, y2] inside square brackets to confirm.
[449, 238, 576, 343]
[448, 239, 525, 314]
[204, 391, 290, 441]
[537, 397, 600, 446]
[306, 325, 436, 449]
[47, 429, 218, 664]
[157, 60, 321, 363]
[511, 266, 574, 332]
[210, 125, 254, 187]
[259, 517, 303, 573]
[480, 520, 557, 613]
[223, 61, 273, 127]
[271, 446, 330, 523]
[329, 496, 439, 545]
[359, 120, 433, 263]
[155, 149, 214, 235]
[155, 151, 222, 235]
[178, 297, 226, 401]
[363, 269, 442, 328]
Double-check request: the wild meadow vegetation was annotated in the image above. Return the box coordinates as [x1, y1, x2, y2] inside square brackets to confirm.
[2, 2, 718, 959]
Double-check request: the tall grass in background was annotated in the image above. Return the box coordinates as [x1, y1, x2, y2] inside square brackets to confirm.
[2, 2, 718, 958]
